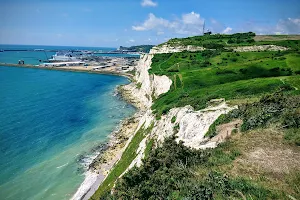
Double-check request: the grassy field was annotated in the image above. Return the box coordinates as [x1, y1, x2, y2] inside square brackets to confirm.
[150, 35, 300, 117]
[160, 32, 300, 50]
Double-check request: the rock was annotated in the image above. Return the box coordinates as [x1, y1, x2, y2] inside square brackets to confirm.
[150, 45, 205, 54]
[228, 45, 288, 52]
[150, 102, 237, 150]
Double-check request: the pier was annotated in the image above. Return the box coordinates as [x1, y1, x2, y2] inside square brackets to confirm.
[0, 63, 134, 79]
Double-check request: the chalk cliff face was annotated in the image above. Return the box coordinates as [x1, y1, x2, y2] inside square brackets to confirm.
[150, 101, 236, 149]
[150, 45, 205, 54]
[122, 53, 172, 109]
[125, 47, 237, 169]
[230, 45, 289, 52]
[150, 44, 288, 54]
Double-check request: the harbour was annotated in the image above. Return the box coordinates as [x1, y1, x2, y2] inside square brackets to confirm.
[0, 45, 144, 78]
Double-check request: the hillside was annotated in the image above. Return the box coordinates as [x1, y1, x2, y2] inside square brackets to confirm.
[91, 33, 300, 200]
[150, 34, 300, 117]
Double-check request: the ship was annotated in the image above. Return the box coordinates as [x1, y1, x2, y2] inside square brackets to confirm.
[49, 51, 81, 62]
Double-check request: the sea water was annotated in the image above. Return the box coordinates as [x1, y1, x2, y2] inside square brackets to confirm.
[0, 66, 135, 199]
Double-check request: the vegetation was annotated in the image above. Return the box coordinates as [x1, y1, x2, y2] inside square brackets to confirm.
[171, 116, 176, 123]
[161, 32, 256, 47]
[160, 32, 300, 50]
[205, 114, 233, 138]
[94, 33, 300, 199]
[91, 124, 153, 199]
[101, 93, 300, 199]
[119, 45, 154, 53]
[103, 135, 285, 199]
[150, 34, 300, 117]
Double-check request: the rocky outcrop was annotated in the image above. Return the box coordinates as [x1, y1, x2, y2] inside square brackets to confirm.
[150, 45, 205, 54]
[150, 44, 289, 54]
[230, 45, 288, 52]
[150, 100, 236, 149]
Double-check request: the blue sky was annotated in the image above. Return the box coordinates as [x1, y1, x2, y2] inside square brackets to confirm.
[0, 0, 299, 47]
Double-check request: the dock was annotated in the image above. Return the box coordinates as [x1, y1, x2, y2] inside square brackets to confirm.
[0, 63, 134, 79]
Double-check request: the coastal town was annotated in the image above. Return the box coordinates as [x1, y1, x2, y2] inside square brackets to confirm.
[0, 46, 152, 76]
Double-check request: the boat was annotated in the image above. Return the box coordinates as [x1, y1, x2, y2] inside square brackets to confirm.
[49, 51, 80, 62]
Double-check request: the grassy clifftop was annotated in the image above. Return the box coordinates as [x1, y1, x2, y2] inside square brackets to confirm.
[159, 32, 300, 49]
[151, 33, 300, 117]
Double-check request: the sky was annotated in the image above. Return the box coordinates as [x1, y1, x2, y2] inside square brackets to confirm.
[0, 0, 299, 47]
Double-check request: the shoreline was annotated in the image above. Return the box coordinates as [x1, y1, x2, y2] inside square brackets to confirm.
[0, 63, 134, 80]
[72, 111, 143, 200]
[71, 75, 143, 200]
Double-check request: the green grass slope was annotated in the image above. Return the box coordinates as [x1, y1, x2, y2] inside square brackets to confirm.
[151, 33, 300, 117]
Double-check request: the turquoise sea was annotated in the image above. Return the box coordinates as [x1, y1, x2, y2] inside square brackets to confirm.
[0, 45, 136, 199]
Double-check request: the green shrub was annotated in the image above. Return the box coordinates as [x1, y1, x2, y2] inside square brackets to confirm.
[171, 116, 176, 123]
[230, 57, 237, 62]
[284, 129, 300, 146]
[216, 69, 236, 75]
[111, 136, 210, 199]
[136, 82, 142, 89]
[203, 43, 224, 49]
[107, 136, 276, 200]
[282, 109, 300, 128]
[237, 93, 300, 132]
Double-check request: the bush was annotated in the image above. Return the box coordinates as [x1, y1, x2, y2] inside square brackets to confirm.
[203, 43, 224, 49]
[111, 136, 210, 199]
[231, 57, 238, 62]
[237, 93, 300, 132]
[171, 116, 176, 123]
[216, 69, 236, 75]
[284, 129, 300, 146]
[109, 136, 275, 200]
[282, 109, 300, 129]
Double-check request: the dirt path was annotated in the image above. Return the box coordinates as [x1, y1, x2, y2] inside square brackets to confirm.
[254, 35, 300, 41]
[210, 119, 243, 143]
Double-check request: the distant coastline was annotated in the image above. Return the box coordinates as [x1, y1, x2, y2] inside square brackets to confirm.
[0, 63, 134, 80]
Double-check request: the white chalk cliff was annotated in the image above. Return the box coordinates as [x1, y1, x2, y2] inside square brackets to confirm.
[126, 47, 237, 169]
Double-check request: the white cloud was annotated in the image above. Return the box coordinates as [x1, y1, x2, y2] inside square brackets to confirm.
[141, 0, 157, 7]
[182, 12, 203, 25]
[132, 12, 204, 35]
[237, 17, 300, 35]
[276, 18, 300, 34]
[222, 27, 232, 34]
[132, 13, 300, 39]
[129, 39, 135, 43]
[132, 13, 170, 31]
